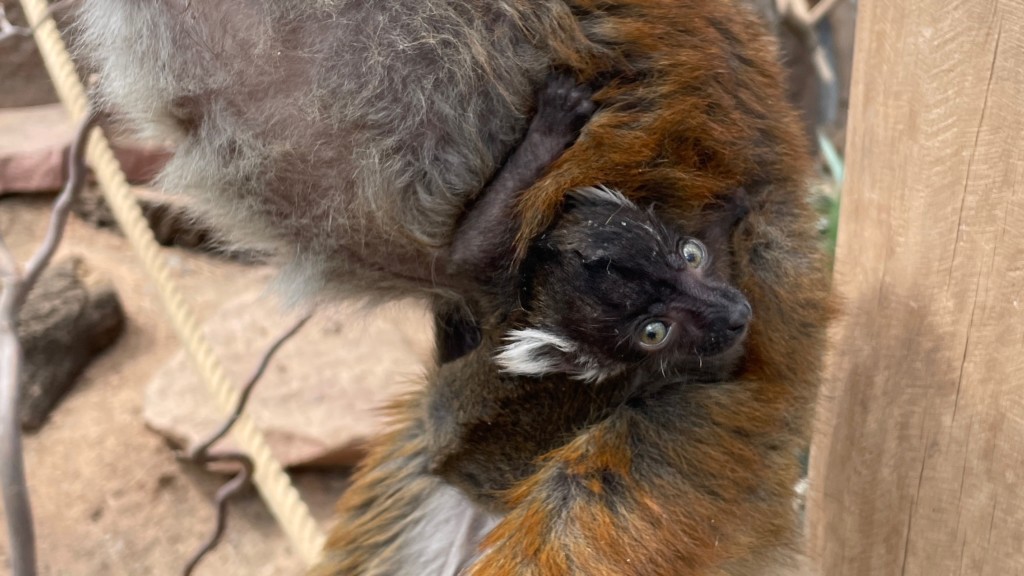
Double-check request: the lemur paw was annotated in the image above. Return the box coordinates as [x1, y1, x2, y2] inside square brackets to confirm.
[532, 71, 597, 142]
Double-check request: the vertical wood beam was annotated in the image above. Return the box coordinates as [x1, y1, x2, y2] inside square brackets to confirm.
[807, 1, 1024, 574]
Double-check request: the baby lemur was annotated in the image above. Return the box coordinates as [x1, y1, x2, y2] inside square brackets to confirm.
[430, 73, 754, 508]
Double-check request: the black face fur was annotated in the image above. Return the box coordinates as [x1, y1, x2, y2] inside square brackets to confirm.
[500, 188, 751, 382]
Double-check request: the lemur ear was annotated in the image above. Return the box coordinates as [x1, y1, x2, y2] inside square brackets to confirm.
[494, 328, 618, 383]
[494, 328, 576, 378]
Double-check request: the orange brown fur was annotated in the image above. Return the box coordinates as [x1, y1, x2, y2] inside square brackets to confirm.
[315, 0, 832, 574]
[310, 394, 439, 575]
[517, 0, 812, 253]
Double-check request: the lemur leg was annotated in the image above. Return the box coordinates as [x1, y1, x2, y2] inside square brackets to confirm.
[464, 392, 801, 576]
[308, 393, 499, 576]
[435, 306, 483, 364]
[438, 72, 596, 364]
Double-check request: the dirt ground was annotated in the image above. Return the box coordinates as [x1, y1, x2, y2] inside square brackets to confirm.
[0, 196, 355, 576]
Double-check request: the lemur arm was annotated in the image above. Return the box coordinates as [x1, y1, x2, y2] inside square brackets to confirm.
[447, 72, 596, 281]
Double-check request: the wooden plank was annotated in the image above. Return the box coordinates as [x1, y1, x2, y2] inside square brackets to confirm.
[806, 1, 1024, 574]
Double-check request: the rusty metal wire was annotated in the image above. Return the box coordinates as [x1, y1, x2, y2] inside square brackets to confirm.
[178, 312, 312, 576]
[0, 110, 99, 576]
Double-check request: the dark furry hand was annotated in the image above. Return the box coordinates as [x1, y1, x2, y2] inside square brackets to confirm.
[530, 71, 597, 144]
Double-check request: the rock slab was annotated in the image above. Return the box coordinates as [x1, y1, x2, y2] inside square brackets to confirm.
[0, 105, 171, 195]
[144, 289, 435, 468]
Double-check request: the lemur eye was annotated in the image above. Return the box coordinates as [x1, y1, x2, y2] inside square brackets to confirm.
[638, 320, 671, 349]
[681, 239, 706, 269]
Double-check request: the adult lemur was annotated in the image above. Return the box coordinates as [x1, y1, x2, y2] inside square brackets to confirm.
[75, 0, 832, 573]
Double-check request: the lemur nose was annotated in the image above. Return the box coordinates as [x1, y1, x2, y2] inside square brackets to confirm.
[727, 300, 752, 332]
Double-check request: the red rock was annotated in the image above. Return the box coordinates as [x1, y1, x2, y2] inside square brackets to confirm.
[144, 288, 435, 469]
[0, 105, 171, 195]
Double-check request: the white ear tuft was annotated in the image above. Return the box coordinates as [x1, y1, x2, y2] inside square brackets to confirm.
[494, 328, 576, 377]
[568, 185, 635, 208]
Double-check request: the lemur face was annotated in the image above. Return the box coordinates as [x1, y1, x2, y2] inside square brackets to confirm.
[497, 187, 751, 383]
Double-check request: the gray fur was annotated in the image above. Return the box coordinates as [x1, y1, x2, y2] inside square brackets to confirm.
[397, 484, 500, 576]
[73, 0, 577, 303]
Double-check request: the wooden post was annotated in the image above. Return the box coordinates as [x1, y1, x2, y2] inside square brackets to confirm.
[806, 1, 1024, 574]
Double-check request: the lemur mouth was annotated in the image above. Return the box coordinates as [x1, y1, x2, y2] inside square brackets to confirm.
[669, 297, 752, 359]
[697, 326, 748, 358]
[698, 319, 751, 358]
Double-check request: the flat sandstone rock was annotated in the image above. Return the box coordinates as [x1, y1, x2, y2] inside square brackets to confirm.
[0, 104, 170, 195]
[144, 289, 435, 468]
